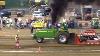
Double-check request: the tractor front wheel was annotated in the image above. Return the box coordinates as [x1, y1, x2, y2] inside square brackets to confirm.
[57, 33, 68, 44]
[36, 38, 44, 43]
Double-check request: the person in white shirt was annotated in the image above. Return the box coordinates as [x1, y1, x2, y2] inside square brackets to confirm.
[15, 34, 21, 48]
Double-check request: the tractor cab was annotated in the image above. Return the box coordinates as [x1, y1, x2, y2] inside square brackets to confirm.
[80, 29, 100, 44]
[56, 22, 68, 31]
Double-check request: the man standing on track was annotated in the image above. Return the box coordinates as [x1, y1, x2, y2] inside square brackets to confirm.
[15, 34, 21, 48]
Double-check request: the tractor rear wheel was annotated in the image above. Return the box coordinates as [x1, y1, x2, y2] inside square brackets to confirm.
[57, 33, 68, 44]
[36, 38, 44, 43]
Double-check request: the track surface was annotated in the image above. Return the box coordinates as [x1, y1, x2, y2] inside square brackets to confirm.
[0, 29, 100, 56]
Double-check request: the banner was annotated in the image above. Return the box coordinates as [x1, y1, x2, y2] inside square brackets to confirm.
[0, 1, 5, 5]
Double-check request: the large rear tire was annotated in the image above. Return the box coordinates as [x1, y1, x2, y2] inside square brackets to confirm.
[57, 33, 69, 44]
[36, 38, 44, 43]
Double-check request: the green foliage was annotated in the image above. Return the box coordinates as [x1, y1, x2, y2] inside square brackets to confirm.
[35, 2, 41, 7]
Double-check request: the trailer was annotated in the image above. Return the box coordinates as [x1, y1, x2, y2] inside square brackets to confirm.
[79, 29, 100, 45]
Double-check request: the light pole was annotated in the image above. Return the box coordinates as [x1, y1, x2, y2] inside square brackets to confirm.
[0, 17, 3, 29]
[20, 0, 24, 7]
[81, 4, 84, 20]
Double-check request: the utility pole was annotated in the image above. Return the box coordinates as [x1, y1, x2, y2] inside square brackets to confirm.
[0, 17, 3, 30]
[81, 4, 84, 20]
[80, 4, 84, 35]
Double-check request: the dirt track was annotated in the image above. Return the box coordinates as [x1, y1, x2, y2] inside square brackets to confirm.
[0, 28, 100, 56]
[0, 43, 100, 56]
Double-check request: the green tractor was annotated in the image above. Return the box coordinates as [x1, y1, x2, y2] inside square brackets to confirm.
[33, 22, 71, 44]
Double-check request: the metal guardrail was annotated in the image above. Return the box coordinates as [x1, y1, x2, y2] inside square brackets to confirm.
[3, 8, 31, 15]
[68, 20, 100, 29]
[77, 21, 91, 29]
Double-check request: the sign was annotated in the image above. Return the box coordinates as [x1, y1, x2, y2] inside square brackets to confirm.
[0, 1, 5, 5]
[83, 33, 96, 35]
[35, 0, 41, 2]
[83, 29, 96, 35]
[84, 5, 92, 8]
[32, 21, 44, 28]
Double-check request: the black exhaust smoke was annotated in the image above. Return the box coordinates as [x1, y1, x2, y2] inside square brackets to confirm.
[50, 0, 96, 24]
[50, 0, 69, 24]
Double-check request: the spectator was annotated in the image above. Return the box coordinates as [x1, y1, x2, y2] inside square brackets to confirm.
[2, 17, 7, 27]
[27, 19, 32, 29]
[14, 18, 18, 24]
[14, 18, 18, 29]
[18, 17, 22, 22]
[0, 17, 3, 29]
[23, 21, 27, 28]
[8, 17, 13, 28]
[17, 17, 22, 29]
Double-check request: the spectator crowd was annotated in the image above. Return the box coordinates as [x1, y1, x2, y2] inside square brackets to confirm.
[0, 17, 33, 29]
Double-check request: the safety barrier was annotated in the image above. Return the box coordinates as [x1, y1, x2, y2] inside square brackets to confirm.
[77, 21, 91, 29]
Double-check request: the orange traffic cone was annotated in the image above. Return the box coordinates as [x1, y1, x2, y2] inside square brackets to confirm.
[36, 47, 41, 53]
[38, 47, 41, 52]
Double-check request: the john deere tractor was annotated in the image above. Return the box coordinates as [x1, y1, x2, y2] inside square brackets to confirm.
[33, 22, 72, 44]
